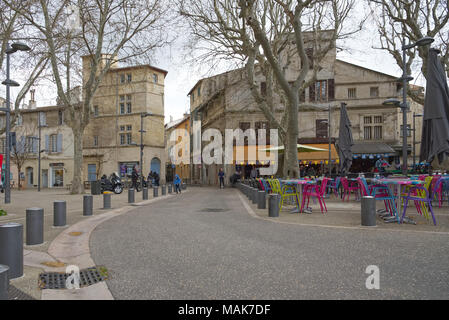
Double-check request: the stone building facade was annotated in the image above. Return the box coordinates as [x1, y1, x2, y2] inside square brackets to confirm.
[165, 114, 190, 183]
[0, 56, 168, 189]
[187, 34, 424, 185]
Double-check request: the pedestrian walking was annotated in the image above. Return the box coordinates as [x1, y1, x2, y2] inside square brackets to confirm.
[218, 168, 225, 189]
[174, 174, 182, 194]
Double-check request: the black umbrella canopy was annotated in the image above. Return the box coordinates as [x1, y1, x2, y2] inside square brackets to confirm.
[420, 48, 449, 165]
[337, 103, 354, 174]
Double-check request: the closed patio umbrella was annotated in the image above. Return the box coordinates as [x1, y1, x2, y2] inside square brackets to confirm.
[420, 48, 449, 166]
[336, 102, 353, 174]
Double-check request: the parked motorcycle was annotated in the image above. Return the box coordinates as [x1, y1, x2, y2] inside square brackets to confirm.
[100, 172, 123, 194]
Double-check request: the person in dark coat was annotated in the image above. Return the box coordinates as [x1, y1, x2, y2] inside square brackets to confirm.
[131, 165, 139, 189]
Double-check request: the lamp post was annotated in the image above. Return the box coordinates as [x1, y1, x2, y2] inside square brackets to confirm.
[139, 112, 152, 188]
[1, 42, 31, 203]
[412, 113, 423, 170]
[383, 36, 434, 176]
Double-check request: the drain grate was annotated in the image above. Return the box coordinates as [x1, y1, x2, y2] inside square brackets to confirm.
[199, 208, 229, 213]
[38, 266, 108, 290]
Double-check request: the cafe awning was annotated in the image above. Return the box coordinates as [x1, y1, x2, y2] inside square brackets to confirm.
[298, 144, 339, 164]
[352, 142, 397, 158]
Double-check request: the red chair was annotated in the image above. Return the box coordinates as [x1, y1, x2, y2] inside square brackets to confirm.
[302, 178, 330, 214]
[340, 177, 360, 201]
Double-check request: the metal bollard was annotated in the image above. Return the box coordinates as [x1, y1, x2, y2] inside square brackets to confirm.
[0, 265, 8, 300]
[182, 182, 187, 190]
[83, 195, 93, 216]
[252, 188, 258, 204]
[142, 187, 148, 200]
[26, 208, 44, 246]
[128, 188, 135, 203]
[168, 184, 172, 194]
[162, 185, 166, 196]
[103, 193, 112, 209]
[0, 223, 23, 279]
[153, 187, 159, 198]
[268, 194, 280, 218]
[53, 201, 67, 227]
[257, 191, 266, 209]
[361, 196, 376, 227]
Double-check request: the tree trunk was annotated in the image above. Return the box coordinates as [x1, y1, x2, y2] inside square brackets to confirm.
[286, 96, 299, 178]
[71, 127, 85, 194]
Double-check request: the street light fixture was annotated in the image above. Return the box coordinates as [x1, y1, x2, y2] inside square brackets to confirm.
[383, 35, 434, 175]
[1, 41, 31, 203]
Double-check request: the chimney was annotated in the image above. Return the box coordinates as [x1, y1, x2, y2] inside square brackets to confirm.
[28, 89, 36, 109]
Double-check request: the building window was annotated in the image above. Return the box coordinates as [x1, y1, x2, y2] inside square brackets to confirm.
[255, 121, 270, 144]
[363, 115, 383, 140]
[374, 126, 383, 140]
[58, 110, 64, 125]
[126, 95, 132, 114]
[39, 112, 46, 126]
[120, 74, 126, 84]
[316, 119, 328, 138]
[93, 106, 99, 117]
[50, 134, 58, 153]
[348, 88, 357, 99]
[153, 73, 158, 83]
[120, 134, 126, 145]
[364, 127, 372, 140]
[126, 133, 132, 145]
[400, 125, 411, 137]
[370, 87, 379, 97]
[127, 74, 132, 83]
[197, 86, 201, 97]
[126, 125, 132, 131]
[93, 136, 99, 147]
[120, 125, 125, 131]
[16, 114, 23, 126]
[315, 80, 327, 102]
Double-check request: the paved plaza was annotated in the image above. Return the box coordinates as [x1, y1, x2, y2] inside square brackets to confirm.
[1, 186, 449, 299]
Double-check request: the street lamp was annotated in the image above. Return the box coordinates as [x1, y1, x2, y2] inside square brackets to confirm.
[382, 35, 434, 175]
[413, 113, 423, 170]
[1, 41, 31, 203]
[139, 112, 152, 190]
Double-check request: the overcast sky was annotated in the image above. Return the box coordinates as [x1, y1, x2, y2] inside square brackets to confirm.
[1, 1, 430, 124]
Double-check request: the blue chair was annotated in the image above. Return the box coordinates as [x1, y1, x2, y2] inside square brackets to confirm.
[327, 177, 340, 197]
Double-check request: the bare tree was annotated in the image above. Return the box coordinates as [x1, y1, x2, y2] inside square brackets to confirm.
[368, 0, 449, 105]
[6, 0, 174, 193]
[179, 0, 361, 177]
[0, 2, 50, 135]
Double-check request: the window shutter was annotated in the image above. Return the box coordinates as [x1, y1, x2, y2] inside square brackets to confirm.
[17, 136, 25, 154]
[57, 134, 63, 153]
[328, 79, 335, 101]
[309, 84, 315, 102]
[45, 135, 49, 152]
[33, 138, 38, 153]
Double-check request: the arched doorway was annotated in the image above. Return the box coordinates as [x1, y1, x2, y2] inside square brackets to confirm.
[150, 157, 161, 175]
[26, 167, 34, 188]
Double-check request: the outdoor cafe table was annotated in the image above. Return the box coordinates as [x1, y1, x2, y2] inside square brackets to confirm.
[282, 179, 318, 213]
[371, 178, 424, 220]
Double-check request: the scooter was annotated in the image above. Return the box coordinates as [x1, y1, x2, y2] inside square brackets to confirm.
[100, 173, 123, 194]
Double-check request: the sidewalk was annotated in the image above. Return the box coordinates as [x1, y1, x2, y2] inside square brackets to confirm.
[0, 186, 181, 300]
[240, 190, 449, 234]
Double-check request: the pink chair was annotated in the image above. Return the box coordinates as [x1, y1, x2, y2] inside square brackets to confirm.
[302, 178, 330, 214]
[340, 177, 360, 201]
